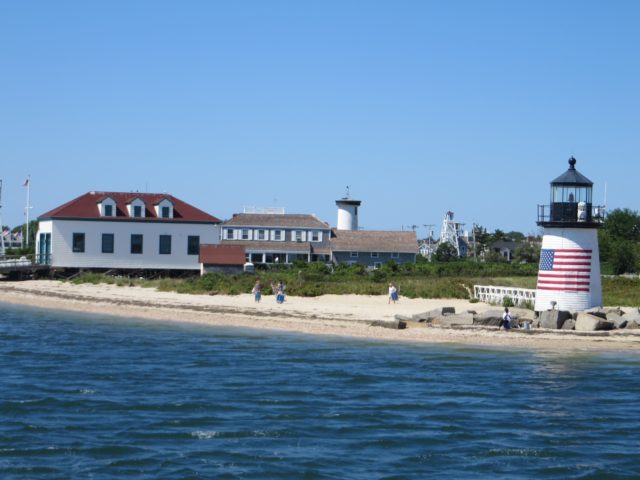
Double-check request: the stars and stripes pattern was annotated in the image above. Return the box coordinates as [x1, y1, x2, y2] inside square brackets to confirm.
[537, 248, 592, 292]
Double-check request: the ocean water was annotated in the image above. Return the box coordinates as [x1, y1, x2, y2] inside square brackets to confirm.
[1, 304, 639, 479]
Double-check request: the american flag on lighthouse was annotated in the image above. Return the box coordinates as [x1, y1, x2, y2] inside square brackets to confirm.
[537, 248, 592, 292]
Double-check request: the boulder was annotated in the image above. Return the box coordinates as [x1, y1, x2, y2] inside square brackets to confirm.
[626, 320, 640, 330]
[607, 313, 628, 329]
[584, 308, 608, 320]
[411, 308, 442, 322]
[432, 313, 474, 327]
[394, 314, 413, 322]
[575, 313, 615, 332]
[473, 309, 504, 327]
[622, 309, 640, 323]
[561, 318, 576, 330]
[539, 310, 572, 329]
[370, 319, 407, 330]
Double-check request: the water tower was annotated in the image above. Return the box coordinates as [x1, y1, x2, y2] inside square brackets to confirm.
[535, 157, 605, 311]
[336, 190, 361, 231]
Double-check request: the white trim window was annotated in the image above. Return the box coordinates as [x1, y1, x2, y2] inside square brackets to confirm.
[256, 229, 267, 241]
[371, 252, 379, 258]
[309, 231, 322, 242]
[241, 229, 251, 240]
[293, 230, 306, 242]
[272, 230, 284, 241]
[225, 229, 235, 240]
[373, 262, 382, 269]
[350, 252, 359, 258]
[391, 252, 400, 259]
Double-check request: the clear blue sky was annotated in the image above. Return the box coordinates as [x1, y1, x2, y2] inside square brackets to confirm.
[1, 1, 639, 237]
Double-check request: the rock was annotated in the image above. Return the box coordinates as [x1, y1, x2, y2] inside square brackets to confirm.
[370, 320, 407, 330]
[575, 313, 615, 331]
[626, 320, 640, 329]
[394, 314, 413, 322]
[561, 318, 576, 330]
[606, 313, 628, 329]
[473, 309, 504, 327]
[584, 308, 608, 320]
[539, 310, 572, 329]
[623, 309, 640, 323]
[432, 313, 474, 327]
[411, 308, 442, 322]
[603, 307, 624, 316]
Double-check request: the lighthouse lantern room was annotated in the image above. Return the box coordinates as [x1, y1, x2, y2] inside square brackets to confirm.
[534, 157, 605, 312]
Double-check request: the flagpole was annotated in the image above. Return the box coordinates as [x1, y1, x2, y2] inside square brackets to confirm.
[24, 175, 31, 248]
[0, 179, 5, 255]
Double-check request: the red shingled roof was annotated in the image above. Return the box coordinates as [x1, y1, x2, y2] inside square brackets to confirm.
[38, 191, 221, 223]
[199, 245, 246, 265]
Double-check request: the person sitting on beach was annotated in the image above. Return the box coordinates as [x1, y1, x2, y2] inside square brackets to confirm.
[251, 280, 262, 303]
[499, 307, 512, 330]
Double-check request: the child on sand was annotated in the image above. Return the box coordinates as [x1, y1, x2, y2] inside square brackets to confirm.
[388, 283, 399, 304]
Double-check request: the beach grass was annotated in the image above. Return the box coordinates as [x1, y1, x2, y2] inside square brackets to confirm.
[67, 269, 639, 307]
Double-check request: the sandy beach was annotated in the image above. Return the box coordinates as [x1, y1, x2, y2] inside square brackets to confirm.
[1, 280, 639, 352]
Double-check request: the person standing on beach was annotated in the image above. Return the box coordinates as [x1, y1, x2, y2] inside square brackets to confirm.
[499, 307, 512, 330]
[252, 280, 262, 303]
[276, 280, 286, 304]
[388, 283, 398, 304]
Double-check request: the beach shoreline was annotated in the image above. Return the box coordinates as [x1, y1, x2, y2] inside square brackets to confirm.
[1, 280, 639, 352]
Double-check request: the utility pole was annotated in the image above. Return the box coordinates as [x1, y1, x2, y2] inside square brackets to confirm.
[423, 224, 435, 260]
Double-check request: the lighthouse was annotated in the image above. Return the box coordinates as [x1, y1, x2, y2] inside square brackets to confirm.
[534, 157, 605, 312]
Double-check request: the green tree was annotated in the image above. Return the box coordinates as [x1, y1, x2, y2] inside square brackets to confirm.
[433, 243, 458, 262]
[513, 243, 540, 264]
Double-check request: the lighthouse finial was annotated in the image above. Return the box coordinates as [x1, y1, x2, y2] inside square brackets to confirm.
[568, 156, 577, 169]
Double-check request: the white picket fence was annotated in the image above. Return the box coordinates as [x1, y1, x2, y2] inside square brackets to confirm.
[473, 285, 536, 306]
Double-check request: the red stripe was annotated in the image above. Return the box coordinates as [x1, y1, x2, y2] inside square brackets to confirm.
[538, 280, 590, 286]
[537, 286, 590, 292]
[553, 262, 591, 266]
[538, 273, 591, 280]
[552, 268, 591, 272]
[555, 249, 592, 253]
[554, 255, 592, 260]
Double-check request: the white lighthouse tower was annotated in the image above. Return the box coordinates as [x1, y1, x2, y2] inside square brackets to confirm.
[534, 157, 605, 312]
[335, 191, 361, 231]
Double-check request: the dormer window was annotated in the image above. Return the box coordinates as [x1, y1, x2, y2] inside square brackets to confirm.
[127, 198, 146, 218]
[99, 197, 116, 217]
[154, 198, 174, 219]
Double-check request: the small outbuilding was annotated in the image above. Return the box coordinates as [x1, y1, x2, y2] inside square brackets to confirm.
[199, 244, 246, 275]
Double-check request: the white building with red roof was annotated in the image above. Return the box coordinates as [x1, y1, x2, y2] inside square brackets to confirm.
[36, 191, 221, 272]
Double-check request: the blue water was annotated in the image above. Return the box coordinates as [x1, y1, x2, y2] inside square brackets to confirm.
[1, 304, 639, 479]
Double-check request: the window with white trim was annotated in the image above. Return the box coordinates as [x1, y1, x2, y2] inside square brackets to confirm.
[374, 262, 382, 269]
[391, 252, 400, 259]
[310, 231, 321, 242]
[371, 252, 379, 258]
[350, 252, 359, 258]
[293, 230, 305, 242]
[225, 229, 234, 240]
[273, 230, 283, 241]
[241, 229, 250, 240]
[256, 229, 266, 240]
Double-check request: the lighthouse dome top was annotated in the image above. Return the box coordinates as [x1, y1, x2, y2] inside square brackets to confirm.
[550, 156, 593, 187]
